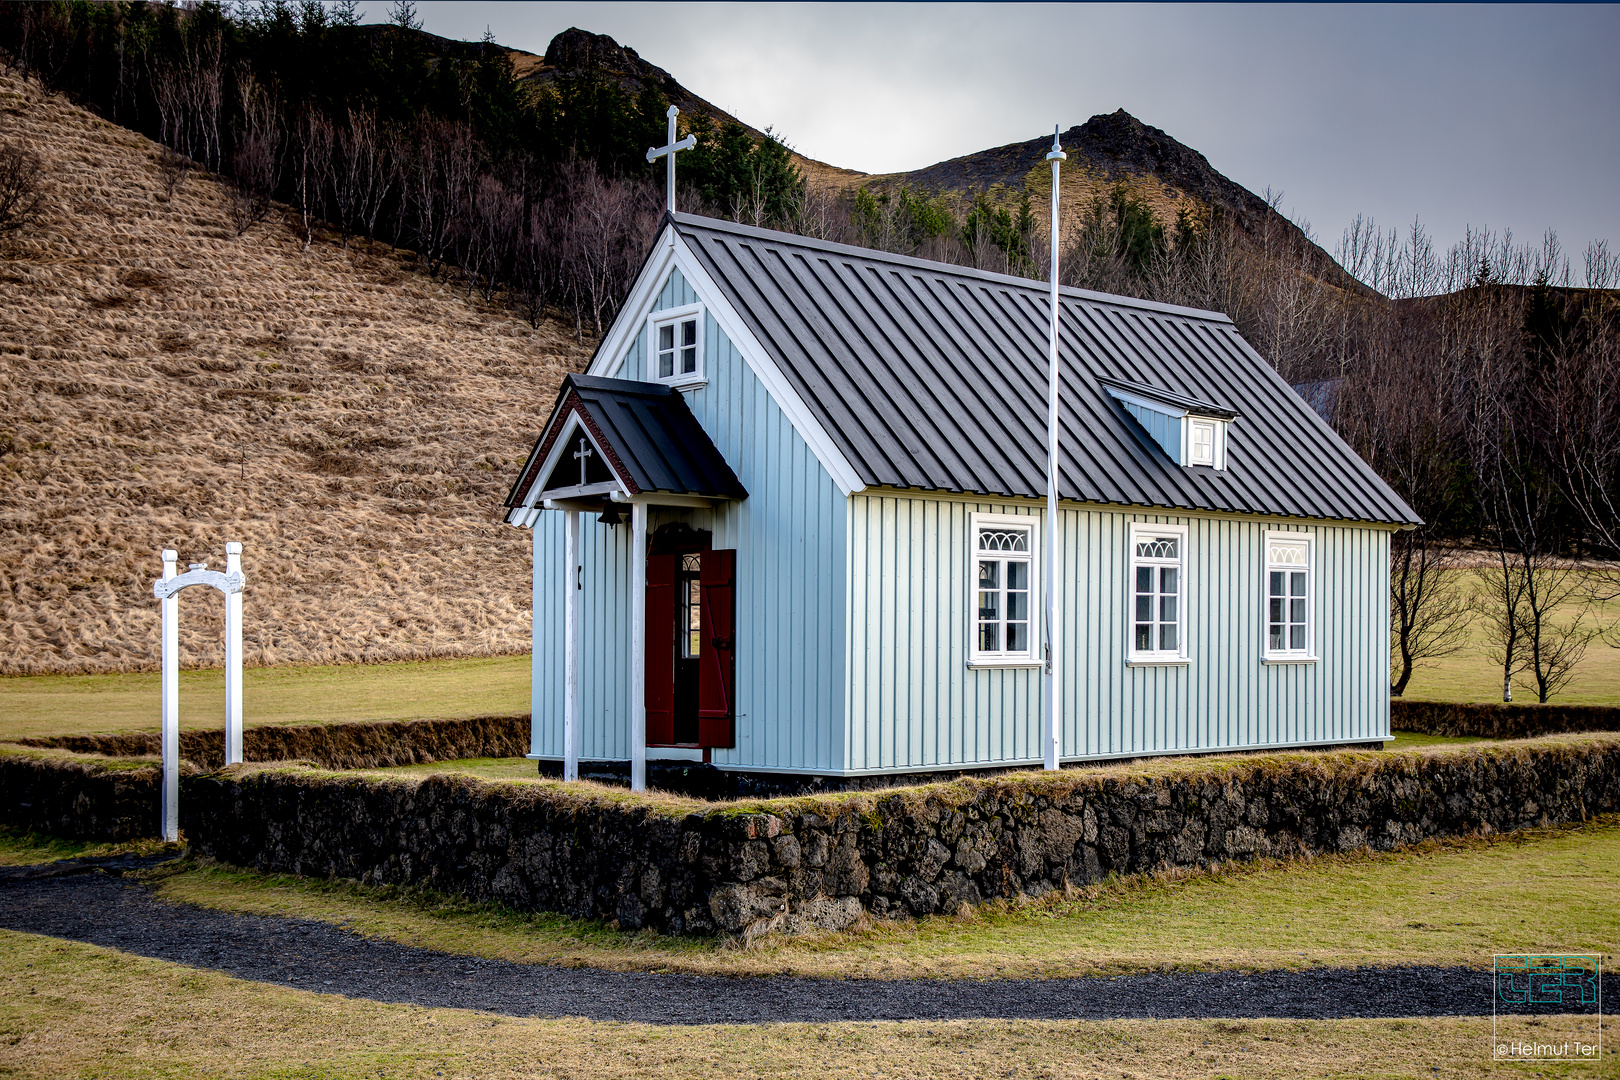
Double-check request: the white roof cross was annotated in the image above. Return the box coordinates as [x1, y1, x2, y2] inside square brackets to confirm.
[646, 105, 697, 215]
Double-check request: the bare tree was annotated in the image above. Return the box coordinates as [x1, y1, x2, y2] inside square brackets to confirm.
[1464, 298, 1598, 702]
[330, 109, 394, 249]
[556, 160, 660, 338]
[228, 75, 282, 236]
[0, 141, 45, 235]
[291, 107, 333, 250]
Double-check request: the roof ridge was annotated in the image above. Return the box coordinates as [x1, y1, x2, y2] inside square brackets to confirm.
[670, 212, 1236, 325]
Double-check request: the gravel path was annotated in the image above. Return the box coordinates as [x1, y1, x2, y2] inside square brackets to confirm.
[2, 856, 1604, 1026]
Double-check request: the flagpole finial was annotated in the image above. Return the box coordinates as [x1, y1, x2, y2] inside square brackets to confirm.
[1047, 124, 1066, 162]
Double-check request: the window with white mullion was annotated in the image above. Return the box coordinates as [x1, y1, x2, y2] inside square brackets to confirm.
[647, 305, 704, 385]
[1128, 526, 1187, 662]
[1264, 533, 1314, 659]
[969, 515, 1038, 664]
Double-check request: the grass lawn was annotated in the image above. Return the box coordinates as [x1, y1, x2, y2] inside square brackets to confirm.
[0, 654, 530, 742]
[365, 755, 542, 781]
[3, 570, 1615, 743]
[1401, 570, 1620, 705]
[0, 827, 179, 867]
[3, 932, 1561, 1080]
[1379, 732, 1491, 749]
[117, 816, 1620, 982]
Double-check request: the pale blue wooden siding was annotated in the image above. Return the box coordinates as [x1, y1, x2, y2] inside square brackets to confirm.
[529, 266, 848, 770]
[1119, 400, 1180, 461]
[846, 496, 1043, 771]
[531, 511, 637, 761]
[846, 494, 1392, 772]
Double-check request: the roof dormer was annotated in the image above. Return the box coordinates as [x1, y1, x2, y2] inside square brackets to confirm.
[1100, 376, 1238, 471]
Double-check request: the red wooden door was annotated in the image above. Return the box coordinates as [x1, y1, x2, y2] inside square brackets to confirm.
[645, 552, 676, 746]
[697, 549, 736, 748]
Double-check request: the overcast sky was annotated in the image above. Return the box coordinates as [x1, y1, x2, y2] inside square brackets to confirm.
[410, 2, 1619, 271]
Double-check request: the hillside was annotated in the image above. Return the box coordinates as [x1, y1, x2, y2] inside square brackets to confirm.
[873, 110, 1361, 292]
[514, 27, 868, 190]
[0, 70, 589, 676]
[516, 28, 1354, 292]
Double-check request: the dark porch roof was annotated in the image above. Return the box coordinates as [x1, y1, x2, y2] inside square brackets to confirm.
[506, 375, 747, 507]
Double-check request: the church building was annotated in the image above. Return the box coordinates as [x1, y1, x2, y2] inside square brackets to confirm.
[503, 211, 1418, 793]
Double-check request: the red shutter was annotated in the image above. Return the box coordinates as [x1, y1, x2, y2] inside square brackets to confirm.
[645, 553, 676, 747]
[697, 548, 736, 748]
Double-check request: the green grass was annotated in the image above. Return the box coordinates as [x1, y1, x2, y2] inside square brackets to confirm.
[1381, 731, 1492, 749]
[0, 826, 178, 867]
[0, 654, 530, 742]
[365, 755, 540, 781]
[107, 815, 1620, 981]
[3, 932, 1553, 1080]
[3, 568, 1615, 744]
[1401, 570, 1620, 705]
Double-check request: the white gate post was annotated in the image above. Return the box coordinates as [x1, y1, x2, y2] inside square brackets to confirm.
[224, 541, 244, 766]
[159, 549, 180, 842]
[152, 541, 247, 840]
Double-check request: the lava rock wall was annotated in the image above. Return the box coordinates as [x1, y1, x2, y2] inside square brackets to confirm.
[1390, 701, 1620, 739]
[177, 737, 1620, 938]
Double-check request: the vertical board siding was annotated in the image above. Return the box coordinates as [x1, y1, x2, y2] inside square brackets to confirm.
[846, 496, 1043, 771]
[847, 495, 1391, 772]
[531, 266, 847, 771]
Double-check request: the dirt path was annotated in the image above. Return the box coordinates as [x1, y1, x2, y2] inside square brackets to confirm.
[1, 857, 1602, 1026]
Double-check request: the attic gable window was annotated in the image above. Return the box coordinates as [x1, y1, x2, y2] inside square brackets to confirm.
[648, 303, 704, 387]
[1100, 377, 1235, 471]
[1189, 420, 1215, 466]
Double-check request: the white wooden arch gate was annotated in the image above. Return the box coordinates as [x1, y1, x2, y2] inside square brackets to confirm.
[151, 542, 246, 842]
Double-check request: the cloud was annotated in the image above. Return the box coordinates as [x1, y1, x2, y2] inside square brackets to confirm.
[412, 1, 1620, 259]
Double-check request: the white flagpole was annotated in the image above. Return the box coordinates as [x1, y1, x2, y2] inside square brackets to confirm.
[1043, 126, 1066, 773]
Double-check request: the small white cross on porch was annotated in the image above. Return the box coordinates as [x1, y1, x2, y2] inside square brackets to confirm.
[573, 437, 593, 486]
[646, 105, 697, 215]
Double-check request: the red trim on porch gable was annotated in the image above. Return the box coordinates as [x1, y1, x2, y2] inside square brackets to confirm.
[570, 402, 642, 496]
[511, 395, 641, 508]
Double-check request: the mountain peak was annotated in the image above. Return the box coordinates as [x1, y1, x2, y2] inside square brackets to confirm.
[543, 28, 646, 76]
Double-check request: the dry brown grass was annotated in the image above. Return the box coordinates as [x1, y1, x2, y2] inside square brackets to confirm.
[0, 71, 591, 675]
[2, 930, 1580, 1080]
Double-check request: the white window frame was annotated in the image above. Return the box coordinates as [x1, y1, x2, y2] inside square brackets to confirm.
[1126, 521, 1189, 665]
[1188, 419, 1216, 466]
[967, 512, 1042, 668]
[1262, 530, 1316, 662]
[646, 303, 705, 388]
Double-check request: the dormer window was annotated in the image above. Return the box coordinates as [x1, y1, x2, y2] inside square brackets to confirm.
[1189, 420, 1215, 466]
[648, 304, 704, 387]
[1100, 377, 1236, 472]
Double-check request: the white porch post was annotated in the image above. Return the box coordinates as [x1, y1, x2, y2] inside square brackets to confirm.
[628, 501, 648, 791]
[159, 549, 179, 842]
[563, 509, 581, 782]
[223, 542, 244, 766]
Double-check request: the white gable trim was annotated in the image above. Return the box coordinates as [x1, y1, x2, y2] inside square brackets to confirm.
[587, 224, 866, 497]
[589, 227, 680, 379]
[506, 412, 629, 529]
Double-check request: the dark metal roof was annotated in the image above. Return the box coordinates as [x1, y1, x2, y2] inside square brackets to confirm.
[1097, 376, 1239, 421]
[507, 374, 747, 507]
[673, 213, 1418, 526]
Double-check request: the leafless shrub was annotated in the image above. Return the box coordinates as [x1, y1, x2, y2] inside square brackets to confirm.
[156, 145, 191, 201]
[0, 140, 45, 235]
[228, 75, 281, 236]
